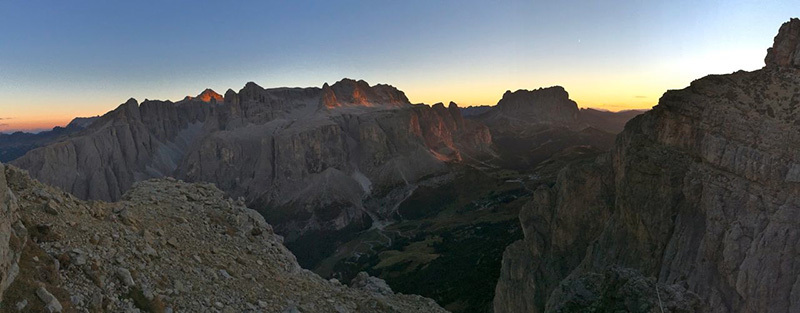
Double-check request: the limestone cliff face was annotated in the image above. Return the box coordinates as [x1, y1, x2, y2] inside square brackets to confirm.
[178, 92, 491, 242]
[11, 98, 214, 201]
[0, 163, 24, 302]
[495, 19, 800, 313]
[217, 82, 321, 129]
[494, 155, 615, 313]
[12, 79, 492, 245]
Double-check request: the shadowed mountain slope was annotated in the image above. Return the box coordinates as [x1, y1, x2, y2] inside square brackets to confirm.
[494, 18, 800, 313]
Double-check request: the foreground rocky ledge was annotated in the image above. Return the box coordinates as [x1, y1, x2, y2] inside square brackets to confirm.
[0, 164, 445, 312]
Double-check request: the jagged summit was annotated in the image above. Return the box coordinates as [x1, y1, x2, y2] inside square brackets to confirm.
[243, 81, 262, 90]
[196, 88, 223, 103]
[480, 85, 580, 128]
[182, 88, 223, 103]
[321, 78, 410, 109]
[765, 17, 800, 68]
[496, 86, 572, 110]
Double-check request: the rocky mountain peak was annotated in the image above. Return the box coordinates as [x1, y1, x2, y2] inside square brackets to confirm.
[497, 86, 569, 106]
[223, 88, 239, 106]
[123, 98, 138, 107]
[195, 88, 223, 103]
[491, 85, 579, 125]
[320, 82, 339, 108]
[238, 81, 266, 103]
[765, 18, 800, 68]
[321, 78, 410, 109]
[114, 98, 141, 120]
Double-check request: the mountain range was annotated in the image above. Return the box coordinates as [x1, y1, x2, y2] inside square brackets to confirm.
[3, 17, 796, 313]
[0, 117, 99, 163]
[3, 76, 639, 312]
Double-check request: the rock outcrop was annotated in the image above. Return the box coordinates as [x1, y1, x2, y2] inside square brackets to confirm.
[0, 164, 447, 312]
[478, 86, 581, 131]
[0, 163, 24, 302]
[495, 18, 800, 313]
[765, 18, 800, 68]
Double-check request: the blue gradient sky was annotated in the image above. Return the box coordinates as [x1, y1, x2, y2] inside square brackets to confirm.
[0, 0, 796, 132]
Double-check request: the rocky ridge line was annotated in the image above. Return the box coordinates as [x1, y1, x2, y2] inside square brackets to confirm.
[0, 164, 446, 312]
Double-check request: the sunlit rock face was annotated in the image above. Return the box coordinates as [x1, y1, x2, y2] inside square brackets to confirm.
[191, 88, 224, 103]
[11, 79, 492, 246]
[494, 19, 800, 313]
[321, 78, 410, 109]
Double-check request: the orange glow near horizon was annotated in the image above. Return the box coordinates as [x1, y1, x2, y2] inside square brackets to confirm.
[0, 86, 655, 133]
[0, 51, 761, 133]
[0, 117, 76, 133]
[0, 0, 787, 133]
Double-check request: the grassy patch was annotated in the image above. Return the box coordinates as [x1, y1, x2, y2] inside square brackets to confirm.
[24, 220, 60, 243]
[313, 164, 531, 313]
[0, 239, 74, 313]
[374, 236, 442, 273]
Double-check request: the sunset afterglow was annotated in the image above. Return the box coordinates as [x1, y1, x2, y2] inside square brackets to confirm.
[0, 0, 794, 132]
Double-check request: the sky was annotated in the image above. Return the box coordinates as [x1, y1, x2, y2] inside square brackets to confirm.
[0, 0, 797, 132]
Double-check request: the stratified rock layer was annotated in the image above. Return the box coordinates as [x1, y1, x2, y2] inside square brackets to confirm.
[495, 19, 800, 313]
[0, 163, 24, 302]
